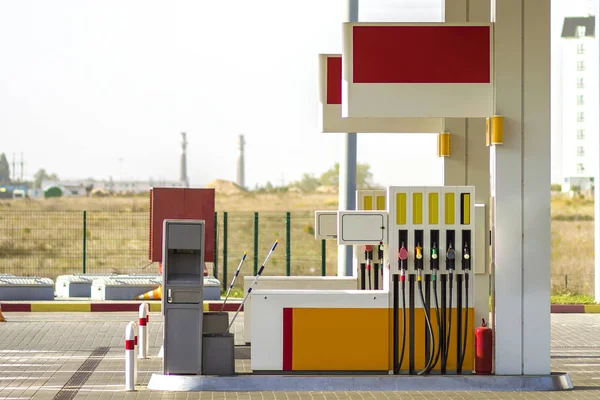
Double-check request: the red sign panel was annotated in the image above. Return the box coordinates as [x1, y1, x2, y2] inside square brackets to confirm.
[352, 25, 490, 84]
[326, 56, 342, 105]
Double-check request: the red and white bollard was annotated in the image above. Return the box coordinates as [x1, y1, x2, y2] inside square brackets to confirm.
[138, 302, 149, 359]
[125, 321, 137, 391]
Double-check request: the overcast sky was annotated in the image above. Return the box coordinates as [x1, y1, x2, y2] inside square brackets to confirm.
[0, 0, 590, 188]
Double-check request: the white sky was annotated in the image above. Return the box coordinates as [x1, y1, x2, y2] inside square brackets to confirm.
[0, 0, 588, 188]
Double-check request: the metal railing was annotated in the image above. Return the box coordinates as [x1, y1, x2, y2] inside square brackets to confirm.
[1, 209, 590, 296]
[0, 210, 336, 287]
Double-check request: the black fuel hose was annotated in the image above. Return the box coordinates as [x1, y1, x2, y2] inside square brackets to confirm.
[459, 272, 470, 371]
[444, 271, 454, 367]
[417, 275, 435, 375]
[395, 276, 407, 374]
[423, 276, 442, 374]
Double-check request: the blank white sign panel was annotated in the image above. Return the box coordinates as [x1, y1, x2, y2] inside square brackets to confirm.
[338, 212, 387, 245]
[315, 211, 338, 240]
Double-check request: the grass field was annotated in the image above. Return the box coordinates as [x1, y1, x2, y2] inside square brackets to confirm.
[0, 191, 594, 297]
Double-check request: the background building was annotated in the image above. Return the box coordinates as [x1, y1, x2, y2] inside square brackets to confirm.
[552, 1, 599, 192]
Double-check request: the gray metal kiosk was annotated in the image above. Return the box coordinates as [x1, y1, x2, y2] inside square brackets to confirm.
[162, 220, 205, 375]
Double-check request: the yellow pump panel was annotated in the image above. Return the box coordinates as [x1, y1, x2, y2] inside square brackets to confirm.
[413, 193, 423, 225]
[428, 193, 439, 225]
[396, 193, 407, 225]
[445, 193, 455, 225]
[461, 193, 471, 225]
[364, 196, 373, 211]
[376, 196, 386, 211]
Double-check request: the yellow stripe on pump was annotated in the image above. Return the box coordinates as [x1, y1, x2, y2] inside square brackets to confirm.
[461, 193, 471, 225]
[376, 196, 385, 211]
[413, 192, 423, 225]
[445, 193, 455, 225]
[428, 192, 439, 225]
[396, 193, 407, 225]
[364, 196, 373, 211]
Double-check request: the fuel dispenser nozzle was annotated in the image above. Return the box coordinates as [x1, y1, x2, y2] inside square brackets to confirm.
[430, 242, 439, 271]
[364, 245, 373, 267]
[365, 245, 373, 290]
[462, 242, 471, 271]
[445, 243, 456, 271]
[398, 242, 408, 275]
[414, 242, 423, 271]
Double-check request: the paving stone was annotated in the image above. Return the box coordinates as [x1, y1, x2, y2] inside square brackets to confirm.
[0, 313, 598, 399]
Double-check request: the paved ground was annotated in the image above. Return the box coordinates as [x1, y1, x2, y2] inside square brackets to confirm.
[0, 313, 599, 399]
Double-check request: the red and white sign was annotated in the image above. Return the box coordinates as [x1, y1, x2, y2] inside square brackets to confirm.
[342, 23, 494, 118]
[318, 54, 443, 133]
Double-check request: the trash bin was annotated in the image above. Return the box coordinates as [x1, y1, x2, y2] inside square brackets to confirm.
[202, 333, 235, 375]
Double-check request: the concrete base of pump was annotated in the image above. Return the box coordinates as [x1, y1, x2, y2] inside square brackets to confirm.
[147, 372, 573, 392]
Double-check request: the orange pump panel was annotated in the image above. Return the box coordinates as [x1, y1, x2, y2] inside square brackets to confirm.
[149, 188, 215, 262]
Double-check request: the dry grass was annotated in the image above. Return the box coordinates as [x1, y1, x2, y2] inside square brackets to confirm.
[0, 192, 595, 295]
[550, 194, 594, 295]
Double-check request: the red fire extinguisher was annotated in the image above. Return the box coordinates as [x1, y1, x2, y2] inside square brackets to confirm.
[475, 318, 493, 375]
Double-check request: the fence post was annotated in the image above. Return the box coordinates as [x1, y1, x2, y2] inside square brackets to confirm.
[285, 212, 291, 276]
[254, 212, 259, 276]
[82, 210, 87, 274]
[321, 239, 326, 276]
[222, 212, 228, 291]
[213, 212, 218, 278]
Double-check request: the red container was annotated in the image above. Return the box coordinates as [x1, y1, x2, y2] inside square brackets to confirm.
[149, 188, 215, 263]
[475, 318, 493, 375]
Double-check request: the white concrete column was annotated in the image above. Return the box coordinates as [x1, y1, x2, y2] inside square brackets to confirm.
[443, 0, 491, 332]
[492, 0, 551, 375]
[522, 0, 551, 375]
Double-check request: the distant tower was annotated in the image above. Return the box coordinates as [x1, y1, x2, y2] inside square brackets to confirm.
[237, 135, 245, 188]
[180, 132, 189, 188]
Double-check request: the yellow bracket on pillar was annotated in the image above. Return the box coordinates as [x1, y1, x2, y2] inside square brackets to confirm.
[437, 133, 450, 157]
[486, 115, 504, 146]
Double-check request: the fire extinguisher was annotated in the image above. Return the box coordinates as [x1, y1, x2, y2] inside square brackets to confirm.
[475, 318, 493, 375]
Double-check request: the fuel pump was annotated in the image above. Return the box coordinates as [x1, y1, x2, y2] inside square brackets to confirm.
[393, 240, 408, 374]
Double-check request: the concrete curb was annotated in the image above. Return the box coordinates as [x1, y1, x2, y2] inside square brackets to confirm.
[147, 373, 573, 392]
[551, 304, 600, 313]
[0, 301, 243, 313]
[1, 302, 597, 314]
